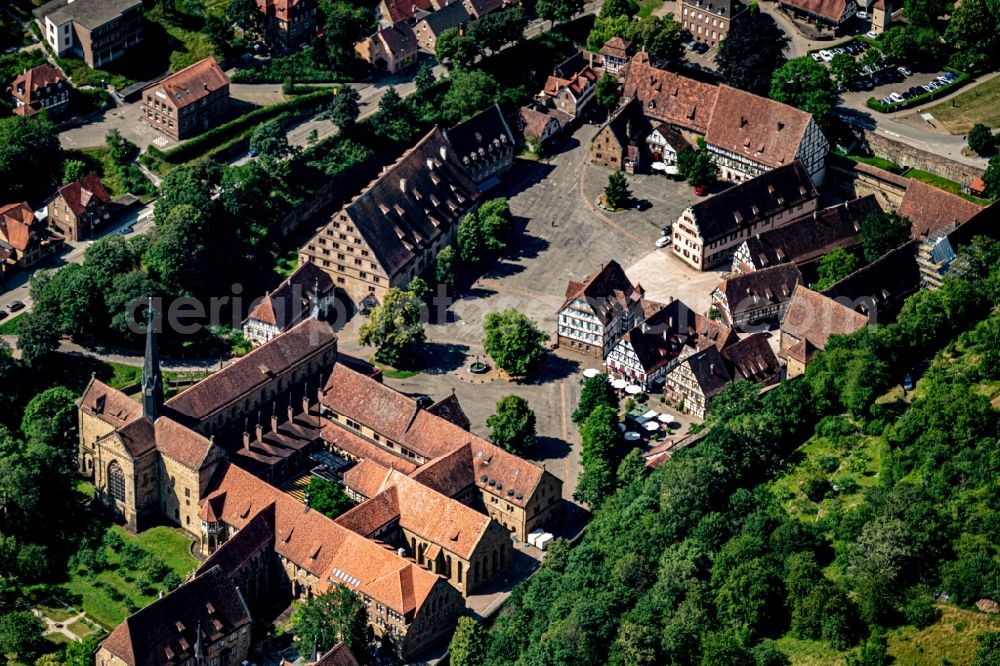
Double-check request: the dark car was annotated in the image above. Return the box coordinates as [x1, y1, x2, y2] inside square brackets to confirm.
[902, 374, 914, 391]
[0, 311, 7, 322]
[7, 300, 25, 312]
[634, 199, 652, 211]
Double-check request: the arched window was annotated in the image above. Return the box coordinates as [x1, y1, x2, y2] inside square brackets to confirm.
[108, 460, 126, 502]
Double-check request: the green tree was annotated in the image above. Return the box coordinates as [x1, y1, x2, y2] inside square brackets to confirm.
[604, 171, 632, 209]
[848, 630, 888, 666]
[305, 477, 354, 519]
[477, 198, 515, 252]
[903, 0, 947, 28]
[144, 204, 210, 296]
[372, 86, 417, 144]
[227, 0, 260, 36]
[291, 586, 369, 657]
[944, 0, 1000, 72]
[468, 7, 527, 54]
[573, 374, 618, 424]
[814, 247, 859, 290]
[249, 119, 292, 160]
[84, 235, 137, 292]
[316, 1, 374, 73]
[574, 405, 622, 507]
[441, 69, 499, 124]
[616, 448, 646, 488]
[595, 73, 621, 112]
[0, 611, 44, 661]
[487, 395, 537, 455]
[829, 53, 860, 85]
[16, 310, 59, 367]
[106, 129, 138, 165]
[436, 28, 481, 70]
[63, 635, 102, 666]
[699, 631, 754, 666]
[330, 86, 362, 131]
[62, 159, 88, 184]
[599, 0, 636, 18]
[677, 148, 717, 188]
[358, 287, 426, 367]
[436, 245, 457, 289]
[716, 11, 789, 95]
[0, 115, 62, 202]
[984, 154, 1000, 199]
[537, 0, 584, 26]
[632, 15, 685, 67]
[968, 123, 996, 156]
[973, 633, 1000, 666]
[586, 15, 634, 52]
[457, 212, 486, 265]
[21, 386, 77, 466]
[751, 640, 791, 666]
[860, 211, 911, 262]
[414, 63, 436, 96]
[770, 57, 838, 125]
[482, 309, 549, 376]
[408, 276, 431, 304]
[449, 616, 490, 666]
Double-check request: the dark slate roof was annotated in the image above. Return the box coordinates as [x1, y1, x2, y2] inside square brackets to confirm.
[444, 103, 514, 173]
[737, 195, 877, 270]
[34, 0, 141, 28]
[714, 263, 803, 319]
[822, 240, 921, 320]
[561, 260, 643, 325]
[720, 332, 781, 383]
[623, 300, 734, 373]
[197, 503, 276, 578]
[343, 127, 478, 278]
[946, 200, 1000, 249]
[426, 393, 471, 431]
[244, 262, 335, 329]
[682, 346, 732, 400]
[688, 160, 818, 243]
[419, 2, 470, 36]
[597, 97, 652, 155]
[101, 565, 251, 666]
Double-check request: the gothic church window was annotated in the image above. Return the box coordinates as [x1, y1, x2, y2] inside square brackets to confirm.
[108, 461, 126, 502]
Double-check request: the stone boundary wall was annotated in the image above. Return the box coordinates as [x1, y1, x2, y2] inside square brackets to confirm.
[863, 130, 985, 185]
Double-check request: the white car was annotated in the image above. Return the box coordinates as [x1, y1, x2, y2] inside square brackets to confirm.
[811, 52, 824, 62]
[889, 92, 904, 103]
[656, 236, 671, 248]
[898, 66, 912, 76]
[857, 10, 868, 19]
[866, 30, 878, 38]
[819, 50, 834, 61]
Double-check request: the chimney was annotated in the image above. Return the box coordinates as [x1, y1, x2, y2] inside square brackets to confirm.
[255, 421, 263, 441]
[243, 431, 249, 449]
[288, 401, 295, 423]
[271, 411, 278, 433]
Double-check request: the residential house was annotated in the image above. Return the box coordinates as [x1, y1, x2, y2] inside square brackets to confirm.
[730, 195, 878, 275]
[779, 284, 868, 377]
[414, 3, 470, 53]
[298, 128, 479, 308]
[557, 260, 645, 359]
[590, 97, 652, 173]
[821, 240, 920, 323]
[672, 160, 819, 270]
[662, 345, 731, 418]
[646, 122, 690, 166]
[897, 180, 983, 240]
[46, 172, 111, 242]
[444, 103, 515, 190]
[376, 0, 436, 27]
[711, 263, 803, 328]
[0, 202, 62, 270]
[96, 565, 252, 666]
[256, 0, 318, 48]
[703, 85, 829, 184]
[916, 201, 998, 289]
[355, 21, 419, 74]
[599, 37, 634, 76]
[463, 0, 504, 18]
[541, 66, 598, 119]
[241, 262, 337, 346]
[720, 332, 781, 385]
[310, 643, 361, 666]
[606, 299, 737, 390]
[677, 0, 747, 47]
[33, 0, 143, 68]
[780, 0, 857, 27]
[141, 57, 230, 141]
[8, 63, 69, 117]
[516, 105, 567, 150]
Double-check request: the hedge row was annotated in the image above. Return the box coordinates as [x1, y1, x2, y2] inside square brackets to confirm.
[866, 67, 970, 114]
[160, 89, 335, 164]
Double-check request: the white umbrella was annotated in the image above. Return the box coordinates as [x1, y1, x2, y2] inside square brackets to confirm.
[643, 420, 660, 432]
[624, 431, 641, 442]
[658, 413, 674, 423]
[612, 379, 628, 390]
[625, 384, 642, 395]
[583, 368, 600, 378]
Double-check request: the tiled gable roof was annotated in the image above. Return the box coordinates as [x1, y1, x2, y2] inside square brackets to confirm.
[244, 262, 334, 328]
[0, 202, 38, 252]
[600, 37, 632, 59]
[376, 20, 417, 56]
[145, 57, 228, 111]
[155, 416, 219, 469]
[323, 364, 419, 441]
[781, 284, 867, 349]
[821, 240, 921, 318]
[622, 299, 728, 373]
[116, 416, 157, 459]
[35, 0, 142, 30]
[339, 127, 478, 279]
[444, 103, 515, 170]
[166, 318, 336, 422]
[516, 106, 566, 139]
[781, 0, 850, 21]
[9, 63, 65, 108]
[79, 378, 142, 429]
[56, 173, 110, 217]
[898, 180, 983, 239]
[739, 195, 877, 270]
[314, 643, 361, 666]
[320, 420, 420, 474]
[380, 0, 434, 23]
[720, 332, 781, 383]
[465, 0, 502, 17]
[425, 393, 471, 430]
[409, 442, 476, 498]
[623, 54, 719, 133]
[679, 345, 731, 399]
[945, 200, 1000, 250]
[715, 263, 803, 317]
[419, 2, 470, 35]
[561, 260, 642, 325]
[343, 458, 405, 500]
[197, 503, 276, 578]
[101, 565, 250, 666]
[688, 161, 818, 243]
[703, 85, 814, 170]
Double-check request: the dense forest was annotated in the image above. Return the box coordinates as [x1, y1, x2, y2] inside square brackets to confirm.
[451, 237, 1000, 665]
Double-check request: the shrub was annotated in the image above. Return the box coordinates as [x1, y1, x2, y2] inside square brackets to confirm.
[904, 596, 941, 629]
[866, 68, 970, 113]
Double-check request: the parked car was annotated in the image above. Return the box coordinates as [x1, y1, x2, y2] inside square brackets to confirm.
[656, 236, 671, 248]
[811, 52, 824, 62]
[695, 42, 709, 53]
[819, 50, 834, 61]
[880, 96, 892, 105]
[686, 40, 698, 51]
[866, 30, 879, 38]
[634, 199, 652, 211]
[857, 10, 869, 18]
[694, 185, 708, 196]
[0, 311, 7, 322]
[922, 84, 935, 92]
[7, 300, 25, 312]
[898, 66, 912, 76]
[889, 92, 904, 103]
[943, 71, 958, 81]
[902, 373, 914, 391]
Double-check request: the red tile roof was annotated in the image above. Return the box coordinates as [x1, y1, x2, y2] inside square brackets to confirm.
[720, 332, 781, 383]
[79, 378, 142, 429]
[703, 85, 813, 171]
[155, 416, 219, 469]
[781, 284, 867, 349]
[600, 37, 632, 60]
[320, 420, 420, 474]
[898, 180, 983, 239]
[714, 263, 803, 320]
[244, 262, 334, 329]
[0, 202, 37, 252]
[314, 643, 361, 666]
[56, 172, 110, 217]
[623, 54, 719, 133]
[9, 63, 65, 112]
[145, 57, 228, 110]
[343, 458, 405, 500]
[781, 0, 851, 22]
[561, 260, 643, 325]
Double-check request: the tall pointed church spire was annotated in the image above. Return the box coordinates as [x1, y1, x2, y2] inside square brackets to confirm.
[142, 297, 163, 421]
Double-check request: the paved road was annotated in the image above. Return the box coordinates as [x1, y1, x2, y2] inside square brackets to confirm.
[0, 202, 154, 314]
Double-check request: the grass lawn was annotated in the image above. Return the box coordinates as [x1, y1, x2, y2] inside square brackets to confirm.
[73, 147, 154, 200]
[905, 168, 994, 205]
[0, 313, 23, 335]
[36, 604, 77, 622]
[68, 619, 97, 638]
[773, 636, 848, 665]
[376, 363, 423, 379]
[887, 604, 1000, 666]
[45, 632, 73, 646]
[635, 0, 664, 17]
[146, 8, 217, 72]
[120, 525, 198, 576]
[926, 75, 1000, 134]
